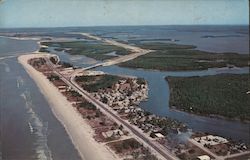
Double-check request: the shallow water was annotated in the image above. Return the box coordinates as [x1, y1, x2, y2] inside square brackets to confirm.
[0, 37, 38, 56]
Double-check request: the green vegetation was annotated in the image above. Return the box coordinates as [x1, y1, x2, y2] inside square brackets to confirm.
[137, 78, 146, 85]
[110, 138, 142, 153]
[128, 39, 180, 45]
[41, 41, 129, 60]
[137, 42, 196, 50]
[167, 74, 250, 121]
[39, 47, 50, 53]
[146, 117, 186, 135]
[47, 74, 60, 81]
[29, 58, 46, 68]
[49, 57, 57, 64]
[67, 90, 81, 97]
[58, 61, 73, 68]
[75, 74, 121, 92]
[78, 101, 96, 110]
[119, 42, 249, 71]
[109, 138, 157, 160]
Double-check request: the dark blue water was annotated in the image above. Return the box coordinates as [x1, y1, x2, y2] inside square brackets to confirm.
[0, 38, 81, 160]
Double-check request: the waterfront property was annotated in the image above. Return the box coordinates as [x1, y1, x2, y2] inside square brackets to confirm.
[27, 55, 159, 160]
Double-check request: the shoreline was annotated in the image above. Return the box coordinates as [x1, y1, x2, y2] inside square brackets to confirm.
[118, 63, 250, 72]
[167, 75, 250, 124]
[170, 107, 250, 124]
[18, 53, 117, 160]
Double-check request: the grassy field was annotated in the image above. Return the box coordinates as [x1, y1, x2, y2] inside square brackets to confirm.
[75, 74, 122, 92]
[41, 41, 129, 60]
[167, 74, 250, 121]
[119, 42, 249, 71]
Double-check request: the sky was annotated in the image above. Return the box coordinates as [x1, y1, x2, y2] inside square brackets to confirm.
[0, 0, 249, 28]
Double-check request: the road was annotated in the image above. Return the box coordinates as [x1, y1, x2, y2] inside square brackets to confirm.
[69, 32, 154, 78]
[188, 139, 223, 160]
[70, 32, 153, 68]
[43, 33, 178, 160]
[44, 56, 179, 160]
[223, 150, 250, 159]
[189, 138, 250, 160]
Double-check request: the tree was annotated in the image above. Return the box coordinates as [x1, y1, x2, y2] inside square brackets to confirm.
[95, 109, 101, 118]
[101, 97, 108, 104]
[150, 132, 156, 138]
[132, 151, 140, 159]
[119, 124, 124, 130]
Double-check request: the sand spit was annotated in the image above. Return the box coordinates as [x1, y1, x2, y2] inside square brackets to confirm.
[18, 53, 117, 160]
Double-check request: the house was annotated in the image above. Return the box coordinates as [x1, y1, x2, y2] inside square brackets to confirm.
[194, 135, 228, 146]
[197, 155, 211, 160]
[58, 86, 67, 89]
[102, 129, 123, 139]
[155, 133, 165, 138]
[120, 83, 131, 91]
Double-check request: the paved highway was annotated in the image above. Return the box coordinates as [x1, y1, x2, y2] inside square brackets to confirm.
[44, 56, 179, 160]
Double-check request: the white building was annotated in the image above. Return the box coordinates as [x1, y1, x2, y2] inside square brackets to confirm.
[197, 155, 211, 160]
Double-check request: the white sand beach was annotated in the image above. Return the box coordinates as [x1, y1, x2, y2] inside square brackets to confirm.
[18, 53, 117, 160]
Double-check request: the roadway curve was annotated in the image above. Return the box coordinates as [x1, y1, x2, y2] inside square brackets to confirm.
[72, 32, 154, 68]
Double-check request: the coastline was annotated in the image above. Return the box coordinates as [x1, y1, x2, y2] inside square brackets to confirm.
[118, 63, 250, 72]
[18, 53, 117, 160]
[167, 75, 250, 123]
[169, 107, 250, 124]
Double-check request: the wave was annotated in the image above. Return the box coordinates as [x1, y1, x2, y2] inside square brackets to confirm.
[20, 90, 53, 160]
[16, 76, 25, 88]
[0, 61, 10, 72]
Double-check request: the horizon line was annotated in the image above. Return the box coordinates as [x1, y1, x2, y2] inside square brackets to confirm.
[0, 24, 249, 30]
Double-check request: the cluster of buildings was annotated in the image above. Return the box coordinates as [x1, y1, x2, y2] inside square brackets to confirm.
[194, 134, 248, 152]
[93, 77, 186, 140]
[194, 135, 228, 146]
[124, 107, 186, 139]
[93, 78, 148, 109]
[192, 134, 249, 159]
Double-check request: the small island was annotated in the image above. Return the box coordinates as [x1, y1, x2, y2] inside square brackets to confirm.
[40, 41, 129, 60]
[119, 42, 249, 71]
